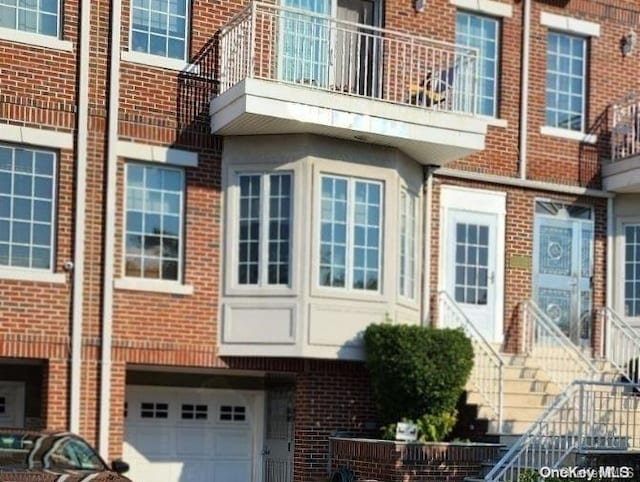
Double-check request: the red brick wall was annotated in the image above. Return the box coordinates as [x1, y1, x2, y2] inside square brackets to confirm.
[0, 0, 638, 470]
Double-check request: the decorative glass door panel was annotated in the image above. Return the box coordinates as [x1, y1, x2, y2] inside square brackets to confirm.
[533, 203, 594, 345]
[263, 388, 294, 482]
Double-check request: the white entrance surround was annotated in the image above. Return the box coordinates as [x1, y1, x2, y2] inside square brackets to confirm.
[439, 185, 506, 343]
[123, 386, 264, 482]
[0, 381, 25, 428]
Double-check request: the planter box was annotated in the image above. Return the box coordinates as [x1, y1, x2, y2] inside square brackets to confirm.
[329, 437, 501, 482]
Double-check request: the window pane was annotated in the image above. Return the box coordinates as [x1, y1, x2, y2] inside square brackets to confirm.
[125, 163, 183, 281]
[238, 175, 261, 285]
[352, 181, 382, 291]
[0, 144, 55, 269]
[545, 32, 585, 132]
[267, 173, 291, 285]
[625, 225, 640, 316]
[455, 12, 499, 116]
[319, 176, 348, 287]
[399, 191, 416, 299]
[129, 0, 188, 59]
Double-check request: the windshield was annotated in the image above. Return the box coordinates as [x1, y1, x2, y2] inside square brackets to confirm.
[0, 433, 106, 471]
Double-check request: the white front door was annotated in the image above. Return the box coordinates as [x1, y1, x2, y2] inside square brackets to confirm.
[440, 186, 506, 343]
[446, 209, 499, 341]
[0, 381, 24, 428]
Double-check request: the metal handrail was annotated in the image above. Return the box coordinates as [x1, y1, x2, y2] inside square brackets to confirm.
[438, 291, 504, 432]
[522, 300, 597, 390]
[484, 380, 640, 481]
[218, 1, 479, 113]
[602, 306, 640, 381]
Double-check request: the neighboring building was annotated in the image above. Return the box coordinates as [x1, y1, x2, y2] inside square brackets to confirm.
[1, 0, 640, 480]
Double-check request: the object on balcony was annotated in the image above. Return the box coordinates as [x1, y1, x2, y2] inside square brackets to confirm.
[409, 66, 455, 107]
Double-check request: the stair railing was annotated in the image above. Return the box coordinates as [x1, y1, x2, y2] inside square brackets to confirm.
[438, 291, 504, 432]
[484, 380, 640, 481]
[522, 300, 597, 391]
[602, 306, 640, 382]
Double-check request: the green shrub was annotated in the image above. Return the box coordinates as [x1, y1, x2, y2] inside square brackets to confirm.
[363, 324, 474, 434]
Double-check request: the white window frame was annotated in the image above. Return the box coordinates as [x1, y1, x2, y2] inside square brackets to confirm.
[128, 0, 191, 62]
[317, 174, 384, 294]
[544, 30, 587, 133]
[234, 171, 293, 288]
[121, 162, 186, 284]
[619, 219, 640, 321]
[399, 189, 417, 301]
[455, 10, 501, 118]
[0, 0, 62, 38]
[0, 143, 58, 274]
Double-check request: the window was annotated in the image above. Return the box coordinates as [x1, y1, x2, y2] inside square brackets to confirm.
[130, 0, 189, 60]
[0, 0, 59, 37]
[319, 176, 382, 292]
[455, 12, 500, 117]
[140, 402, 169, 418]
[47, 437, 105, 471]
[624, 224, 640, 317]
[125, 164, 184, 281]
[220, 405, 246, 421]
[399, 190, 417, 300]
[237, 173, 292, 286]
[545, 32, 586, 131]
[181, 404, 207, 420]
[454, 223, 489, 305]
[0, 145, 56, 271]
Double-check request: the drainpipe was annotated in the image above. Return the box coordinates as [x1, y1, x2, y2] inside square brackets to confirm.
[70, 0, 92, 435]
[518, 0, 532, 179]
[421, 167, 434, 326]
[603, 197, 614, 358]
[99, 0, 123, 459]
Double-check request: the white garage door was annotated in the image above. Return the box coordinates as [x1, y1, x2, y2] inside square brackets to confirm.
[124, 386, 263, 482]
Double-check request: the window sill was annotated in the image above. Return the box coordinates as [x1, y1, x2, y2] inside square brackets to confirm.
[114, 278, 194, 295]
[480, 116, 508, 128]
[0, 27, 72, 52]
[120, 50, 198, 73]
[0, 268, 66, 284]
[225, 285, 297, 297]
[540, 126, 598, 144]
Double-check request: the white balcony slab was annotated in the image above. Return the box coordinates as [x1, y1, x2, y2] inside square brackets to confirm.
[210, 78, 487, 165]
[603, 155, 640, 192]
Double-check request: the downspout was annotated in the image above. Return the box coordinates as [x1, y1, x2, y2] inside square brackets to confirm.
[99, 0, 123, 459]
[603, 196, 614, 358]
[421, 167, 434, 326]
[519, 0, 532, 179]
[70, 0, 92, 435]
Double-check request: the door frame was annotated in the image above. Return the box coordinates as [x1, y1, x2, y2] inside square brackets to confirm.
[439, 186, 506, 343]
[532, 201, 594, 345]
[277, 0, 383, 86]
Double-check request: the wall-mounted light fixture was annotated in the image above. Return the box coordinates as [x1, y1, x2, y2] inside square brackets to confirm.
[622, 30, 637, 56]
[415, 0, 425, 13]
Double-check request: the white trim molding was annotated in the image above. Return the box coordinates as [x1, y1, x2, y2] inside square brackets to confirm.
[117, 141, 199, 167]
[114, 278, 194, 295]
[0, 27, 73, 51]
[540, 126, 598, 144]
[450, 0, 512, 17]
[0, 124, 73, 149]
[540, 12, 600, 37]
[120, 50, 198, 73]
[481, 116, 508, 128]
[0, 267, 66, 284]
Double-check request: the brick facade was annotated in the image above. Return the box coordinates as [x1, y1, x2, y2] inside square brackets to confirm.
[1, 0, 639, 480]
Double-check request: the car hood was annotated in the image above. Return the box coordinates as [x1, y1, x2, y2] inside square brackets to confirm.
[0, 469, 130, 481]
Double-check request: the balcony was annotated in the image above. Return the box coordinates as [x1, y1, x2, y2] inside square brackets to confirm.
[603, 95, 640, 192]
[210, 2, 488, 165]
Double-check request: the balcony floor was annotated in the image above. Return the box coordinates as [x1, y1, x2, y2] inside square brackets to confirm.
[210, 78, 487, 165]
[603, 154, 640, 192]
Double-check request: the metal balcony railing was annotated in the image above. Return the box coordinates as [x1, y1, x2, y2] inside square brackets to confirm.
[219, 2, 479, 114]
[611, 93, 640, 161]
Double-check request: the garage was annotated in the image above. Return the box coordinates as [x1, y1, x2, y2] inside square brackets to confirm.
[123, 385, 264, 482]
